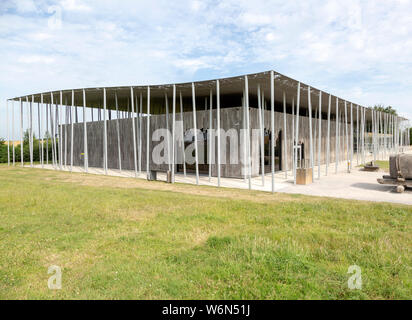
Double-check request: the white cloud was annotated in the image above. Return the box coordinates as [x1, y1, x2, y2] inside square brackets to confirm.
[0, 0, 412, 138]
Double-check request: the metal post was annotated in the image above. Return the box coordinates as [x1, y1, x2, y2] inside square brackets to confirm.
[192, 82, 199, 185]
[30, 96, 33, 167]
[335, 98, 339, 174]
[292, 97, 295, 177]
[37, 102, 41, 167]
[59, 91, 63, 170]
[344, 101, 349, 168]
[270, 71, 275, 192]
[146, 86, 151, 176]
[12, 100, 15, 166]
[294, 82, 301, 184]
[70, 90, 74, 172]
[83, 89, 88, 173]
[130, 87, 137, 177]
[283, 91, 288, 179]
[165, 93, 171, 171]
[180, 92, 186, 177]
[326, 94, 331, 176]
[350, 103, 353, 169]
[356, 105, 359, 165]
[317, 91, 322, 179]
[115, 91, 122, 172]
[245, 76, 251, 190]
[172, 85, 176, 183]
[258, 84, 265, 186]
[7, 100, 10, 166]
[40, 95, 44, 168]
[208, 89, 213, 182]
[308, 86, 314, 180]
[20, 98, 23, 167]
[139, 92, 143, 174]
[64, 102, 68, 167]
[217, 80, 221, 187]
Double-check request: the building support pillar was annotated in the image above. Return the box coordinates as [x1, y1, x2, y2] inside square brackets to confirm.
[326, 94, 331, 176]
[208, 89, 213, 182]
[217, 80, 221, 187]
[245, 76, 252, 190]
[130, 87, 137, 177]
[82, 89, 88, 173]
[283, 91, 288, 179]
[308, 87, 314, 180]
[270, 71, 275, 192]
[115, 91, 122, 172]
[317, 91, 322, 179]
[258, 84, 265, 186]
[146, 86, 151, 177]
[180, 92, 186, 177]
[172, 85, 176, 183]
[335, 98, 339, 174]
[294, 82, 301, 184]
[192, 83, 199, 185]
[20, 98, 24, 167]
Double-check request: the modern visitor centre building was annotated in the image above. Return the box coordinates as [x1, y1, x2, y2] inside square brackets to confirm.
[4, 70, 411, 192]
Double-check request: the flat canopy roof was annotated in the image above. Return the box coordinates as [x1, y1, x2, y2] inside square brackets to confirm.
[7, 70, 404, 120]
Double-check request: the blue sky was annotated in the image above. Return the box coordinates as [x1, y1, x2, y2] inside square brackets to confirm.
[1, 0, 411, 138]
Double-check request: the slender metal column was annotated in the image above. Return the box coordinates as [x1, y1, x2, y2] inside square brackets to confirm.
[245, 76, 251, 190]
[115, 91, 122, 172]
[59, 91, 63, 170]
[7, 100, 10, 166]
[292, 97, 295, 176]
[344, 101, 348, 168]
[37, 102, 41, 167]
[12, 100, 15, 166]
[30, 96, 33, 167]
[294, 82, 301, 184]
[139, 92, 143, 174]
[208, 89, 213, 182]
[270, 71, 275, 192]
[83, 89, 88, 173]
[179, 92, 186, 177]
[172, 85, 176, 183]
[326, 94, 331, 176]
[20, 98, 24, 167]
[130, 87, 137, 177]
[146, 86, 151, 176]
[40, 95, 44, 168]
[258, 84, 265, 186]
[217, 80, 221, 187]
[165, 93, 171, 171]
[283, 91, 288, 179]
[335, 98, 339, 174]
[70, 90, 74, 172]
[356, 105, 359, 165]
[64, 102, 68, 167]
[192, 83, 199, 185]
[350, 103, 353, 169]
[103, 88, 108, 174]
[317, 91, 322, 179]
[308, 86, 314, 180]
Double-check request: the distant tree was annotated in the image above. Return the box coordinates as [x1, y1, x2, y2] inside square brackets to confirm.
[373, 104, 397, 115]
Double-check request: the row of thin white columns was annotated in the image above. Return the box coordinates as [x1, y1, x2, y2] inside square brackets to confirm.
[5, 76, 411, 193]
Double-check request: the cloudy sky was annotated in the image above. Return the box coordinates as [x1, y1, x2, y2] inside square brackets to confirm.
[1, 0, 411, 137]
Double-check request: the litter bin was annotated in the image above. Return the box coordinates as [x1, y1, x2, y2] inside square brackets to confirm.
[166, 171, 172, 184]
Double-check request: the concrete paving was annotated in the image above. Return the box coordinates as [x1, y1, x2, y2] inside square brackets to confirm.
[33, 148, 412, 206]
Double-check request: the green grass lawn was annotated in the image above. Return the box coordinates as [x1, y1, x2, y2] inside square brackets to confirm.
[0, 165, 411, 300]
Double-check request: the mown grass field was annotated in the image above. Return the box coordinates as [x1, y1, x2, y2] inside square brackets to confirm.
[0, 165, 411, 300]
